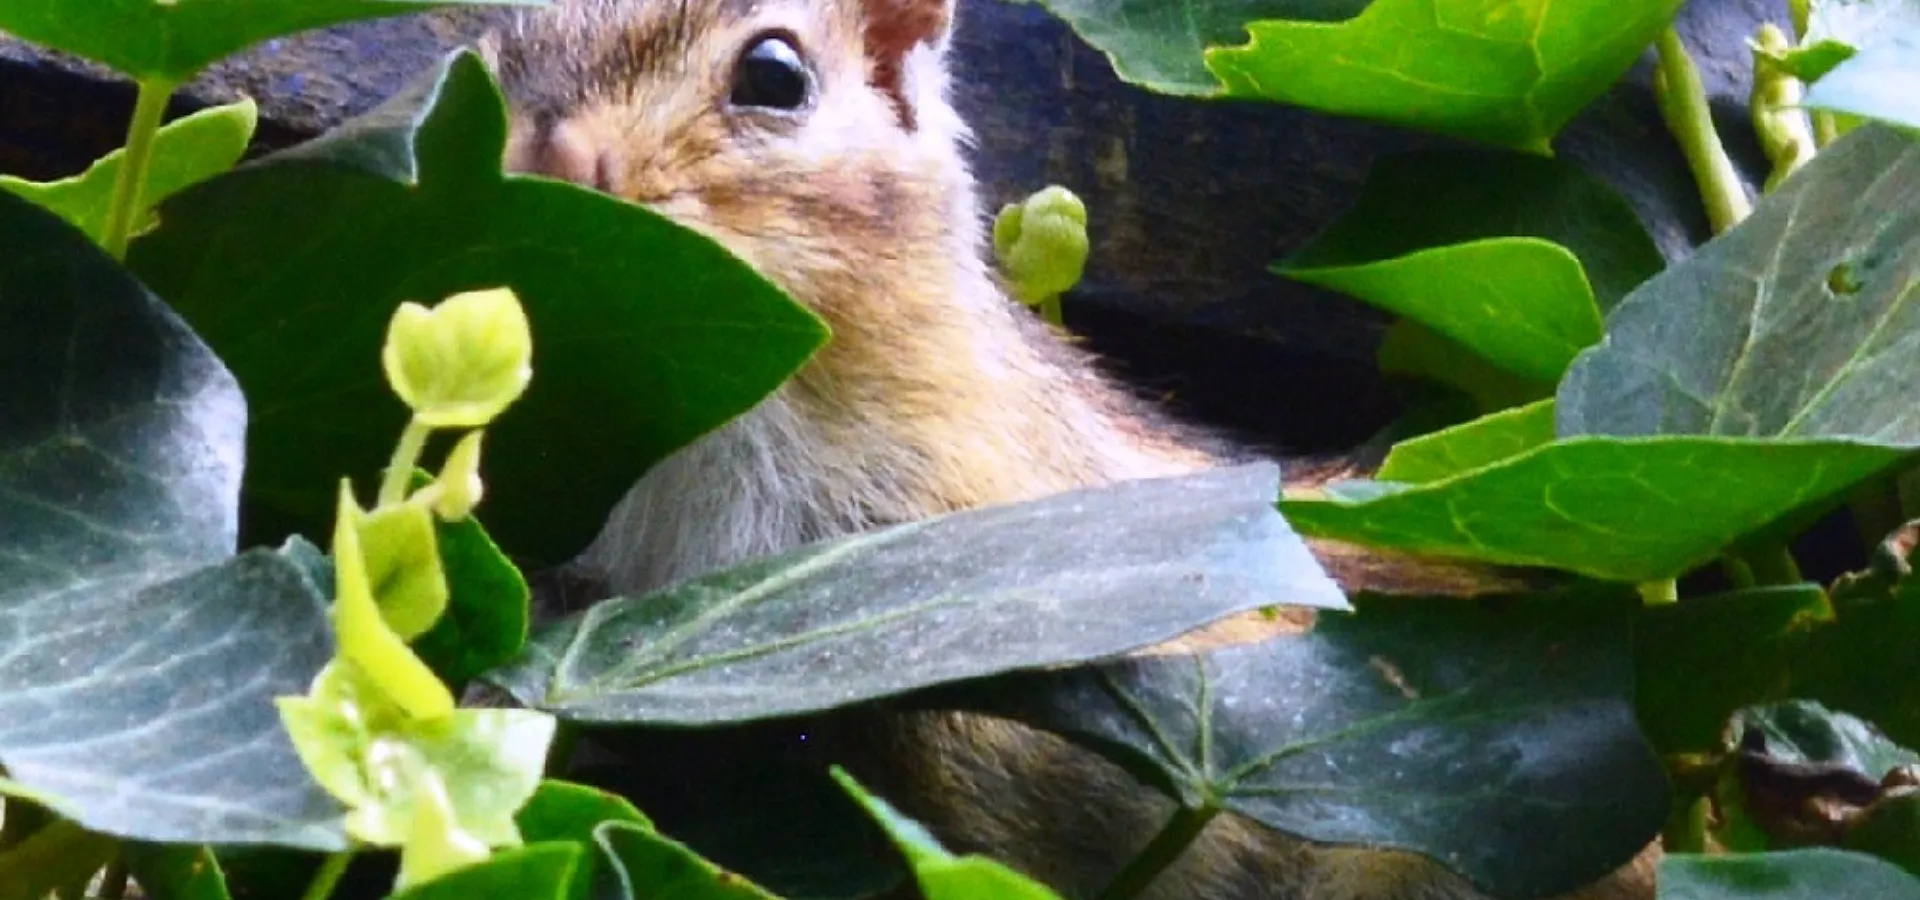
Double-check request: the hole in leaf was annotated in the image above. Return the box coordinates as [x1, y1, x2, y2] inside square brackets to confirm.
[1829, 262, 1865, 295]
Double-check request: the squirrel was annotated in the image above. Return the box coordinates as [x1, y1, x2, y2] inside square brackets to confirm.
[479, 0, 1660, 897]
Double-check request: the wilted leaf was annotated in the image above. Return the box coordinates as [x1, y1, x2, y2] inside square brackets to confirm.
[1284, 438, 1905, 582]
[969, 589, 1663, 899]
[1376, 400, 1557, 483]
[128, 50, 827, 565]
[0, 100, 257, 244]
[0, 0, 535, 81]
[1658, 848, 1920, 899]
[0, 191, 342, 847]
[1001, 0, 1363, 94]
[1204, 0, 1686, 152]
[491, 463, 1345, 724]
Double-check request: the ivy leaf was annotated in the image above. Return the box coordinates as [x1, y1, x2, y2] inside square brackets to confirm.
[490, 463, 1344, 724]
[1633, 587, 1829, 755]
[0, 0, 537, 82]
[385, 843, 582, 900]
[1737, 700, 1920, 779]
[0, 99, 256, 244]
[1204, 0, 1687, 153]
[1804, 38, 1920, 131]
[1282, 150, 1663, 382]
[0, 820, 120, 900]
[595, 822, 781, 900]
[832, 769, 1065, 900]
[967, 589, 1664, 900]
[128, 50, 827, 566]
[515, 780, 652, 900]
[1658, 848, 1920, 899]
[1285, 438, 1905, 582]
[1376, 320, 1551, 415]
[413, 512, 530, 687]
[0, 191, 343, 847]
[122, 844, 232, 900]
[1000, 0, 1362, 95]
[1790, 0, 1920, 127]
[1376, 400, 1557, 484]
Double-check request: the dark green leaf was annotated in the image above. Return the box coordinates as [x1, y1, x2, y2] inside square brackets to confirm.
[0, 191, 342, 847]
[490, 463, 1344, 724]
[123, 844, 232, 900]
[1845, 791, 1920, 876]
[831, 769, 1063, 900]
[1376, 400, 1556, 483]
[1282, 151, 1663, 381]
[596, 822, 780, 900]
[414, 511, 530, 686]
[128, 50, 827, 565]
[1658, 848, 1920, 899]
[515, 780, 651, 900]
[1204, 0, 1685, 152]
[1559, 126, 1920, 444]
[1737, 700, 1920, 778]
[0, 820, 119, 900]
[1376, 320, 1551, 414]
[0, 100, 256, 244]
[1284, 438, 1905, 582]
[387, 843, 582, 900]
[0, 0, 534, 81]
[969, 588, 1663, 900]
[1634, 588, 1829, 755]
[1001, 0, 1363, 95]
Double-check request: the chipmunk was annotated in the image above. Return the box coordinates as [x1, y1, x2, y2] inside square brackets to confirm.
[481, 0, 1660, 897]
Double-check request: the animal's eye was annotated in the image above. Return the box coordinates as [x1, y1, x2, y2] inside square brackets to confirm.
[729, 34, 811, 111]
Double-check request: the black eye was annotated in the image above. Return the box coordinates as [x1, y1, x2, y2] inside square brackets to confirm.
[729, 35, 811, 111]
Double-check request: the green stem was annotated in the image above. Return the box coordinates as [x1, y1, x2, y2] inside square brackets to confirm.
[99, 853, 130, 899]
[1750, 25, 1817, 192]
[1662, 794, 1710, 854]
[1812, 111, 1840, 148]
[1788, 0, 1811, 37]
[299, 852, 353, 900]
[1742, 545, 1802, 586]
[1038, 293, 1064, 328]
[100, 78, 178, 261]
[1638, 579, 1679, 605]
[1096, 803, 1220, 900]
[379, 418, 433, 508]
[1654, 29, 1752, 234]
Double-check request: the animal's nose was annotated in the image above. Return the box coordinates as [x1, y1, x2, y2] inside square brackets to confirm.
[518, 119, 622, 194]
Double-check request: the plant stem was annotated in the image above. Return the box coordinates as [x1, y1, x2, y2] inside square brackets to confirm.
[1096, 803, 1220, 900]
[1811, 111, 1840, 148]
[300, 852, 353, 900]
[1742, 545, 1803, 585]
[380, 418, 433, 508]
[1654, 29, 1752, 234]
[1637, 579, 1679, 604]
[1750, 25, 1817, 192]
[99, 854, 130, 899]
[1662, 794, 1710, 853]
[1039, 293, 1065, 328]
[100, 78, 178, 261]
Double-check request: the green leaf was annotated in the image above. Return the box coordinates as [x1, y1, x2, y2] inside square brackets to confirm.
[413, 512, 531, 687]
[0, 191, 344, 847]
[123, 844, 232, 900]
[515, 780, 651, 900]
[1376, 320, 1552, 414]
[277, 661, 555, 849]
[489, 463, 1347, 724]
[1788, 0, 1920, 116]
[1805, 38, 1920, 131]
[1737, 700, 1920, 778]
[1002, 0, 1365, 95]
[0, 99, 256, 244]
[1634, 588, 1829, 755]
[1285, 438, 1906, 582]
[1658, 848, 1920, 899]
[1560, 126, 1920, 443]
[1282, 150, 1663, 381]
[595, 822, 780, 900]
[831, 769, 1064, 900]
[127, 50, 827, 566]
[359, 502, 450, 640]
[386, 843, 582, 900]
[969, 588, 1664, 900]
[1377, 399, 1557, 483]
[0, 819, 120, 900]
[0, 0, 537, 82]
[1204, 0, 1686, 153]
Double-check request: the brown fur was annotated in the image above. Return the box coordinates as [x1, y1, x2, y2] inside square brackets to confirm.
[483, 1, 1659, 896]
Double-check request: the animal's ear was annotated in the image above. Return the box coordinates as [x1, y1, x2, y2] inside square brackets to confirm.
[856, 0, 954, 129]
